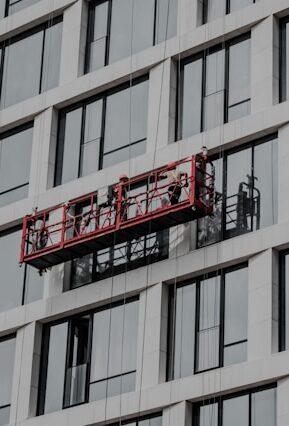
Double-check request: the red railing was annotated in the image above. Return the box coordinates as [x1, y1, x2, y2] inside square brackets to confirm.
[20, 153, 215, 268]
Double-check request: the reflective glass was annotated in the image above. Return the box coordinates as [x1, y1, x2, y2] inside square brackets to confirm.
[203, 91, 224, 130]
[223, 395, 249, 426]
[58, 108, 82, 184]
[228, 100, 250, 121]
[0, 406, 9, 426]
[197, 276, 220, 371]
[224, 267, 248, 345]
[44, 323, 68, 413]
[0, 230, 25, 312]
[285, 254, 289, 349]
[286, 23, 289, 101]
[88, 1, 108, 72]
[173, 283, 196, 379]
[8, 0, 40, 14]
[0, 0, 5, 18]
[206, 0, 226, 22]
[199, 403, 218, 426]
[230, 0, 254, 12]
[24, 265, 43, 304]
[0, 337, 15, 407]
[254, 138, 278, 229]
[0, 126, 33, 204]
[155, 0, 177, 43]
[223, 341, 247, 366]
[181, 58, 203, 138]
[71, 254, 93, 289]
[251, 388, 276, 426]
[132, 0, 154, 54]
[228, 38, 251, 116]
[109, 0, 132, 63]
[103, 139, 146, 168]
[41, 21, 63, 92]
[1, 30, 43, 108]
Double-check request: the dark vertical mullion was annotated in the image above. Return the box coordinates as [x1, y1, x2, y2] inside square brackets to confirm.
[221, 152, 228, 240]
[21, 264, 28, 306]
[4, 0, 9, 18]
[219, 399, 222, 426]
[62, 319, 72, 408]
[280, 20, 286, 102]
[249, 392, 252, 426]
[200, 53, 206, 132]
[0, 43, 6, 106]
[194, 280, 200, 373]
[153, 0, 157, 46]
[99, 96, 107, 170]
[39, 27, 46, 94]
[250, 144, 254, 232]
[78, 105, 86, 178]
[226, 0, 230, 15]
[85, 314, 94, 403]
[279, 253, 286, 351]
[224, 42, 230, 124]
[202, 0, 207, 25]
[84, 2, 95, 74]
[166, 285, 176, 381]
[105, 0, 113, 66]
[219, 271, 225, 367]
[37, 326, 51, 415]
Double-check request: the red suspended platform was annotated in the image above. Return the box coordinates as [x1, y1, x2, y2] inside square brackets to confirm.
[20, 153, 215, 271]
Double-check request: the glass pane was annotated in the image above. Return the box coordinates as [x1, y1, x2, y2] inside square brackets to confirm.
[8, 0, 40, 14]
[197, 276, 220, 371]
[0, 184, 28, 207]
[90, 309, 110, 382]
[80, 139, 101, 177]
[0, 126, 33, 196]
[44, 322, 68, 413]
[181, 58, 203, 138]
[203, 91, 224, 131]
[206, 49, 225, 96]
[131, 80, 149, 144]
[102, 139, 146, 168]
[0, 406, 10, 426]
[0, 0, 5, 18]
[0, 337, 15, 407]
[1, 31, 43, 108]
[88, 1, 108, 72]
[84, 99, 103, 144]
[224, 267, 248, 345]
[155, 0, 177, 43]
[228, 100, 251, 121]
[254, 138, 278, 229]
[64, 364, 87, 407]
[173, 283, 196, 379]
[223, 341, 247, 366]
[0, 230, 25, 312]
[285, 254, 289, 349]
[132, 0, 154, 53]
[89, 38, 107, 71]
[228, 38, 251, 108]
[24, 265, 44, 304]
[122, 300, 139, 373]
[93, 1, 108, 41]
[206, 0, 226, 22]
[89, 380, 107, 401]
[251, 388, 276, 426]
[71, 254, 93, 289]
[199, 403, 218, 426]
[41, 21, 63, 92]
[225, 147, 252, 234]
[108, 304, 124, 377]
[109, 0, 132, 63]
[58, 108, 82, 184]
[230, 0, 254, 13]
[286, 23, 289, 101]
[223, 395, 249, 426]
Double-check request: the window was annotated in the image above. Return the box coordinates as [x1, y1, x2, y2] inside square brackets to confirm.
[202, 0, 255, 24]
[0, 0, 40, 18]
[279, 250, 289, 351]
[198, 134, 278, 248]
[38, 298, 139, 414]
[111, 414, 162, 426]
[0, 228, 43, 312]
[178, 34, 251, 139]
[86, 0, 177, 73]
[0, 335, 15, 426]
[0, 18, 62, 109]
[194, 386, 276, 426]
[69, 206, 169, 288]
[167, 264, 248, 379]
[55, 77, 148, 185]
[280, 17, 289, 102]
[0, 123, 33, 207]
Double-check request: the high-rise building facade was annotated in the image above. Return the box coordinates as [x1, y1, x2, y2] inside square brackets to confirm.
[0, 0, 288, 425]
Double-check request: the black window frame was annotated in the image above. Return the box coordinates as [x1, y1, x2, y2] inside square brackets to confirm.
[0, 226, 43, 309]
[196, 133, 278, 248]
[1, 0, 40, 19]
[0, 15, 63, 108]
[167, 263, 248, 380]
[202, 0, 256, 24]
[279, 249, 289, 351]
[0, 333, 16, 423]
[280, 16, 289, 103]
[54, 74, 149, 186]
[193, 383, 276, 426]
[176, 32, 251, 141]
[37, 296, 139, 415]
[110, 412, 163, 425]
[0, 121, 33, 205]
[84, 0, 176, 73]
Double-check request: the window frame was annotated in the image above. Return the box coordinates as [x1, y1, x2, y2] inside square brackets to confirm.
[193, 383, 276, 426]
[167, 263, 248, 380]
[0, 333, 16, 423]
[177, 32, 251, 140]
[202, 0, 256, 24]
[37, 296, 139, 415]
[54, 75, 149, 187]
[280, 16, 289, 103]
[196, 133, 278, 247]
[0, 121, 33, 204]
[279, 249, 289, 351]
[0, 15, 63, 108]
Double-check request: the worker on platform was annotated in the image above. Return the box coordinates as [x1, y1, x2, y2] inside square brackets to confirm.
[160, 167, 188, 205]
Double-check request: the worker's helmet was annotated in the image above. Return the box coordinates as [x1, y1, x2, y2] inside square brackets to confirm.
[119, 174, 129, 181]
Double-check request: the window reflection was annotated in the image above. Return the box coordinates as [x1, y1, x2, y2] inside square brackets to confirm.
[198, 136, 277, 248]
[203, 0, 255, 23]
[0, 336, 15, 426]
